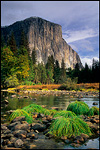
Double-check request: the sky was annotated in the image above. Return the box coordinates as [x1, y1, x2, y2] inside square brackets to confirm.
[1, 1, 99, 67]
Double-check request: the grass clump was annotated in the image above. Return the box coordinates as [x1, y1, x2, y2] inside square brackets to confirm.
[53, 110, 76, 118]
[22, 103, 51, 116]
[67, 101, 89, 115]
[88, 106, 99, 116]
[8, 109, 34, 124]
[49, 116, 92, 138]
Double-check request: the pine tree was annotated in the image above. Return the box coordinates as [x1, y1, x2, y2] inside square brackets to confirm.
[1, 35, 5, 48]
[32, 48, 37, 65]
[7, 32, 17, 55]
[60, 58, 66, 82]
[54, 60, 61, 83]
[19, 30, 30, 55]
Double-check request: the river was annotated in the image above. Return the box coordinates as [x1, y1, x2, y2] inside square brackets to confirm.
[1, 91, 99, 149]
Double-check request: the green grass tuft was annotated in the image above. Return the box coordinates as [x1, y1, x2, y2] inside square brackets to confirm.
[8, 109, 34, 124]
[88, 106, 99, 116]
[53, 110, 76, 118]
[67, 101, 89, 115]
[22, 103, 51, 115]
[49, 116, 92, 138]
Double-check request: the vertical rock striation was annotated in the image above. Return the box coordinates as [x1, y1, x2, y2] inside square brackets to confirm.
[1, 17, 83, 69]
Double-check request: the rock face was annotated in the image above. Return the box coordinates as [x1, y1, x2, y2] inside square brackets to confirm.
[1, 17, 83, 69]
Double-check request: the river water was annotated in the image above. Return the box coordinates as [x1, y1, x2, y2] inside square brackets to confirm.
[1, 91, 99, 149]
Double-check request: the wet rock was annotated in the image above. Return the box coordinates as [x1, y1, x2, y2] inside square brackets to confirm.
[27, 132, 38, 139]
[3, 129, 11, 134]
[42, 119, 49, 125]
[73, 140, 80, 144]
[1, 125, 8, 130]
[74, 135, 85, 143]
[61, 136, 67, 141]
[64, 139, 71, 144]
[6, 110, 15, 114]
[93, 102, 98, 105]
[11, 95, 16, 98]
[8, 121, 21, 130]
[90, 118, 99, 123]
[13, 130, 27, 138]
[86, 122, 99, 132]
[31, 123, 46, 132]
[7, 141, 14, 147]
[26, 144, 37, 149]
[23, 96, 29, 98]
[11, 116, 26, 123]
[37, 113, 45, 118]
[51, 107, 62, 111]
[4, 100, 9, 104]
[14, 123, 29, 131]
[2, 133, 14, 139]
[14, 139, 24, 148]
[10, 137, 17, 143]
[70, 143, 81, 147]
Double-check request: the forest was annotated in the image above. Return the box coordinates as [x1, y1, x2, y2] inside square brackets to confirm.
[1, 31, 99, 88]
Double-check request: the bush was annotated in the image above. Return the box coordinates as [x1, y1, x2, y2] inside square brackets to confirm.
[53, 110, 76, 118]
[8, 109, 34, 124]
[88, 106, 99, 116]
[49, 116, 92, 138]
[58, 78, 79, 91]
[4, 75, 19, 87]
[67, 101, 89, 115]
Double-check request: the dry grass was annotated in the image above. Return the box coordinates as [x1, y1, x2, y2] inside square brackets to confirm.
[16, 83, 99, 91]
[77, 83, 99, 90]
[17, 84, 61, 90]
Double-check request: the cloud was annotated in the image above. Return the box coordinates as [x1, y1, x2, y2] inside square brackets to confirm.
[81, 56, 99, 67]
[62, 28, 98, 43]
[1, 1, 99, 28]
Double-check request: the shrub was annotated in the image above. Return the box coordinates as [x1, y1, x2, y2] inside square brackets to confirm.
[58, 78, 79, 91]
[53, 110, 76, 118]
[49, 116, 92, 138]
[67, 101, 89, 115]
[88, 106, 99, 116]
[8, 109, 34, 124]
[4, 75, 19, 88]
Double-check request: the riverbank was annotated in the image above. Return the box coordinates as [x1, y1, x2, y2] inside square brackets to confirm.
[1, 89, 99, 149]
[1, 113, 99, 149]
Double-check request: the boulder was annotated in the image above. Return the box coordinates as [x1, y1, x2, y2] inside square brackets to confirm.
[27, 132, 38, 139]
[31, 123, 46, 132]
[14, 139, 24, 148]
[93, 102, 98, 105]
[11, 116, 26, 123]
[8, 121, 21, 130]
[14, 123, 29, 131]
[13, 130, 27, 138]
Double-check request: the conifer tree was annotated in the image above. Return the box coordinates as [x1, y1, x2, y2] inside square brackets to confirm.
[7, 32, 17, 55]
[32, 48, 37, 65]
[54, 60, 61, 83]
[61, 58, 66, 80]
[19, 30, 30, 55]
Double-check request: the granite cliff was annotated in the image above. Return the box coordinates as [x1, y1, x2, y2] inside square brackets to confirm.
[1, 17, 83, 69]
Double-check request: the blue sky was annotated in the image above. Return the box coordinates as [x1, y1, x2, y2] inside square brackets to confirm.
[1, 1, 99, 67]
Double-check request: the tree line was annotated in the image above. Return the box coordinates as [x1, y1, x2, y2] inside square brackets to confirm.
[1, 31, 99, 88]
